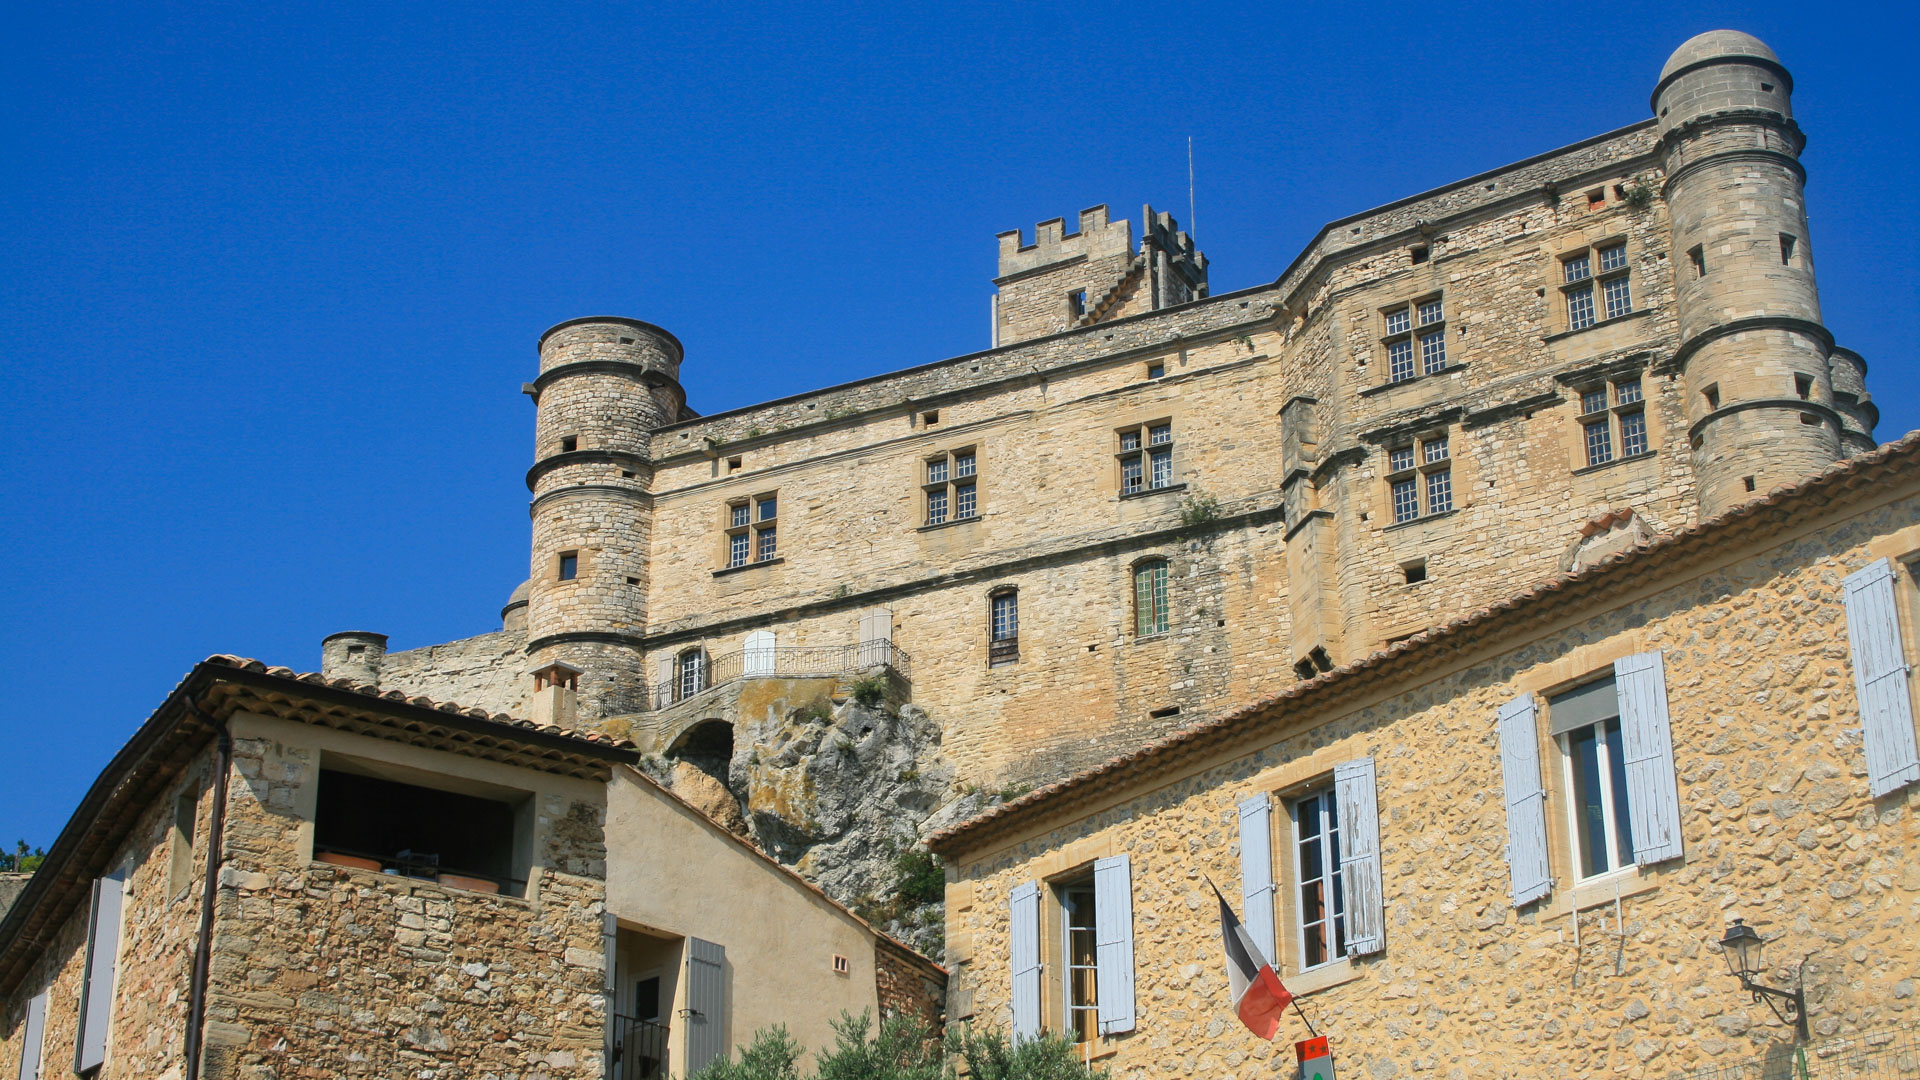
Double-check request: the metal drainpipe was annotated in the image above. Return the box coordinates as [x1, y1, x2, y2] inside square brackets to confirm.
[181, 694, 232, 1080]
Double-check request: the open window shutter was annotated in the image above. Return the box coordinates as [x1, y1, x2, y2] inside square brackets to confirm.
[654, 655, 675, 707]
[1844, 559, 1920, 797]
[17, 991, 46, 1080]
[601, 912, 619, 1075]
[1334, 758, 1385, 956]
[1615, 651, 1684, 865]
[1008, 881, 1042, 1040]
[1237, 795, 1276, 965]
[75, 870, 125, 1073]
[683, 938, 726, 1076]
[1497, 694, 1553, 906]
[1093, 854, 1136, 1035]
[743, 630, 777, 677]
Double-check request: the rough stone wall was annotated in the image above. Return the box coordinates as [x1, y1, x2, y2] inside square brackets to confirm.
[996, 205, 1138, 345]
[944, 490, 1920, 1080]
[0, 874, 27, 921]
[874, 937, 945, 1030]
[377, 626, 529, 717]
[197, 733, 610, 1079]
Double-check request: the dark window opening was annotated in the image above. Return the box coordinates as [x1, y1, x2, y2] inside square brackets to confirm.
[634, 976, 662, 1022]
[1403, 560, 1427, 584]
[1688, 245, 1705, 278]
[1760, 83, 1774, 92]
[314, 768, 521, 895]
[560, 436, 578, 453]
[1795, 374, 1813, 400]
[1703, 385, 1720, 411]
[923, 410, 939, 426]
[619, 336, 636, 345]
[1147, 362, 1165, 379]
[626, 576, 640, 585]
[666, 719, 735, 788]
[727, 456, 743, 472]
[621, 470, 635, 478]
[1068, 289, 1087, 320]
[346, 644, 365, 656]
[1744, 475, 1757, 492]
[1780, 234, 1797, 265]
[1801, 413, 1819, 425]
[1294, 657, 1317, 680]
[1410, 245, 1429, 264]
[558, 552, 578, 581]
[1149, 704, 1182, 719]
[1586, 189, 1605, 208]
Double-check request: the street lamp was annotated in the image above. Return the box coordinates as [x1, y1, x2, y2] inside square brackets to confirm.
[1717, 918, 1810, 1043]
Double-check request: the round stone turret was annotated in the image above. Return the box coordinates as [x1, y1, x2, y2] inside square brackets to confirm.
[321, 631, 388, 685]
[1655, 31, 1848, 515]
[523, 317, 685, 722]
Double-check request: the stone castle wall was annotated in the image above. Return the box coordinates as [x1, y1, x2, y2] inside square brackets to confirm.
[939, 484, 1920, 1080]
[377, 626, 529, 716]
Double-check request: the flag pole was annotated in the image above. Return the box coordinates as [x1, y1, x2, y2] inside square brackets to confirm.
[1205, 875, 1320, 1040]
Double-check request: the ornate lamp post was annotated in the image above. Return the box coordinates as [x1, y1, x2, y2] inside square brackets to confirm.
[1718, 919, 1810, 1043]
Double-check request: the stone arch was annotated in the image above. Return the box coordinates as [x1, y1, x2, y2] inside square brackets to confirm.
[665, 719, 734, 782]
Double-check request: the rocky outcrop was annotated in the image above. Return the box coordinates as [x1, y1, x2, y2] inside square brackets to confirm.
[0, 872, 29, 920]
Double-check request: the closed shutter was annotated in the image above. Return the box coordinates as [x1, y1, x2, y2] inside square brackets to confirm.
[1615, 651, 1684, 865]
[76, 870, 126, 1073]
[743, 630, 777, 677]
[1093, 854, 1136, 1035]
[602, 912, 619, 1075]
[683, 938, 726, 1076]
[1497, 694, 1553, 906]
[1843, 559, 1920, 797]
[1334, 758, 1385, 956]
[1237, 795, 1276, 965]
[858, 607, 894, 668]
[1008, 881, 1042, 1040]
[17, 991, 46, 1080]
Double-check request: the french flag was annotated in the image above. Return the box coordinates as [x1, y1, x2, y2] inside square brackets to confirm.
[1215, 884, 1293, 1040]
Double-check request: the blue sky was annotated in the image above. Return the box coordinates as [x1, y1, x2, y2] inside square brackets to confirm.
[2, 2, 1915, 847]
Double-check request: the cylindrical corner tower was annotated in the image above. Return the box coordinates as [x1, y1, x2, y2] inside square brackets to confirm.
[524, 316, 687, 722]
[321, 631, 388, 685]
[1656, 30, 1845, 516]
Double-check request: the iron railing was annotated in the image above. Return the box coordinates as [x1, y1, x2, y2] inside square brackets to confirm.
[643, 641, 912, 711]
[1665, 1028, 1920, 1080]
[610, 1015, 669, 1080]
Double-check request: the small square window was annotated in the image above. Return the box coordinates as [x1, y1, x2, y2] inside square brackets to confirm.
[1403, 560, 1427, 584]
[1385, 308, 1411, 336]
[560, 436, 578, 453]
[928, 458, 949, 485]
[923, 410, 940, 426]
[558, 552, 578, 581]
[1563, 253, 1591, 283]
[1598, 244, 1627, 273]
[955, 452, 976, 478]
[1148, 424, 1172, 446]
[1423, 435, 1448, 464]
[1417, 299, 1443, 326]
[1147, 362, 1165, 379]
[730, 503, 750, 529]
[1581, 387, 1609, 416]
[1388, 446, 1415, 473]
[1410, 245, 1429, 264]
[727, 456, 742, 473]
[1615, 380, 1642, 405]
[758, 496, 777, 522]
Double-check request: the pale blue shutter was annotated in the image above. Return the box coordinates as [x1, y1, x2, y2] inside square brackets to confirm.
[1615, 652, 1684, 865]
[76, 871, 125, 1072]
[1093, 854, 1136, 1035]
[1334, 758, 1385, 956]
[1237, 795, 1276, 965]
[17, 991, 46, 1080]
[1843, 559, 1920, 797]
[683, 938, 726, 1075]
[1497, 694, 1553, 906]
[1008, 881, 1042, 1040]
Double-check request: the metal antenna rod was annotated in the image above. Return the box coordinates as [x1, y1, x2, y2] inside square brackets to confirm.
[1188, 136, 1197, 237]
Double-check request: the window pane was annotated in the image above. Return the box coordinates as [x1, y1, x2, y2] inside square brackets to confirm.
[1121, 456, 1143, 493]
[1392, 477, 1418, 523]
[1615, 380, 1642, 405]
[1603, 275, 1632, 320]
[1585, 420, 1614, 466]
[758, 496, 777, 522]
[729, 533, 749, 568]
[954, 452, 976, 478]
[1149, 424, 1172, 446]
[1385, 307, 1410, 335]
[1120, 430, 1141, 451]
[1581, 388, 1609, 416]
[1388, 339, 1415, 382]
[756, 526, 777, 560]
[927, 488, 948, 524]
[1417, 299, 1443, 326]
[1564, 253, 1591, 283]
[1388, 446, 1415, 472]
[679, 652, 705, 698]
[991, 593, 1018, 640]
[1620, 410, 1648, 457]
[1568, 725, 1611, 878]
[1603, 719, 1635, 870]
[1426, 468, 1452, 515]
[730, 504, 750, 528]
[1423, 436, 1448, 464]
[1135, 563, 1168, 636]
[955, 482, 976, 519]
[1599, 244, 1627, 273]
[1149, 447, 1173, 488]
[927, 459, 948, 485]
[1567, 284, 1595, 330]
[559, 553, 578, 581]
[1420, 330, 1447, 374]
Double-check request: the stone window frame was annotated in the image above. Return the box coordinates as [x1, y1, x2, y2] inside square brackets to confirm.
[1379, 292, 1449, 385]
[554, 549, 587, 582]
[1116, 419, 1177, 497]
[1551, 233, 1634, 335]
[988, 586, 1019, 667]
[1546, 675, 1639, 883]
[923, 446, 980, 528]
[1574, 376, 1652, 469]
[1382, 429, 1453, 526]
[723, 492, 779, 569]
[1240, 745, 1367, 995]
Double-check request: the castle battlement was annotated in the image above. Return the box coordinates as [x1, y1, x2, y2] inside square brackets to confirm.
[995, 204, 1133, 280]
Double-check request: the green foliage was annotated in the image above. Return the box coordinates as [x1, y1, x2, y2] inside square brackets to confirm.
[0, 840, 44, 874]
[796, 701, 833, 725]
[1179, 489, 1222, 527]
[814, 1011, 941, 1080]
[848, 675, 888, 708]
[1623, 178, 1656, 211]
[892, 849, 944, 907]
[688, 1024, 805, 1080]
[945, 1024, 1110, 1080]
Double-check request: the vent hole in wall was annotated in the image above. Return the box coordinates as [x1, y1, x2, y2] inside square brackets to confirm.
[1744, 475, 1757, 492]
[619, 337, 634, 344]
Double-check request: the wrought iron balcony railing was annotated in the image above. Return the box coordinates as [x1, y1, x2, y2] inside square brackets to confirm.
[644, 640, 911, 711]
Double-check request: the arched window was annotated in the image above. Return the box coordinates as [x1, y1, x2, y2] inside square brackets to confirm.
[1133, 560, 1169, 638]
[988, 589, 1019, 667]
[677, 648, 707, 702]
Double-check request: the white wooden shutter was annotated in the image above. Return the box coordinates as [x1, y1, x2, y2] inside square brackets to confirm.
[76, 870, 126, 1073]
[1237, 795, 1276, 965]
[743, 630, 777, 677]
[1497, 694, 1554, 906]
[857, 607, 894, 668]
[1334, 758, 1385, 956]
[1844, 559, 1920, 797]
[654, 655, 675, 707]
[1093, 854, 1136, 1035]
[683, 937, 726, 1076]
[16, 991, 46, 1080]
[1008, 881, 1042, 1040]
[1616, 651, 1684, 865]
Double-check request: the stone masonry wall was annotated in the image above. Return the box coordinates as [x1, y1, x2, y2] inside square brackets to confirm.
[874, 937, 945, 1031]
[944, 489, 1920, 1080]
[377, 626, 530, 718]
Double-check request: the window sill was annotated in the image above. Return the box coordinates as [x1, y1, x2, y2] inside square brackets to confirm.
[1132, 632, 1170, 644]
[1571, 450, 1656, 477]
[307, 859, 531, 905]
[713, 557, 785, 577]
[1383, 507, 1458, 532]
[1286, 956, 1364, 996]
[917, 514, 981, 533]
[1541, 865, 1660, 922]
[1542, 307, 1650, 343]
[1360, 363, 1467, 397]
[1119, 482, 1186, 501]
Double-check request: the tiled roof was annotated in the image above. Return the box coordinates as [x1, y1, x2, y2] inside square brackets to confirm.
[928, 430, 1920, 857]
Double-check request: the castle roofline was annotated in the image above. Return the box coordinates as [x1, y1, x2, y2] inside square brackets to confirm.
[928, 428, 1920, 858]
[537, 315, 686, 361]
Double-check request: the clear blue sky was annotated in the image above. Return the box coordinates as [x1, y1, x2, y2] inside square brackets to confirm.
[2, 2, 1915, 847]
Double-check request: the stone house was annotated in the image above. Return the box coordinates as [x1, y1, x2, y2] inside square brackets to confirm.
[928, 431, 1920, 1078]
[0, 658, 942, 1079]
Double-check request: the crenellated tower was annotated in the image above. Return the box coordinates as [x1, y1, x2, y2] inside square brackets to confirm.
[523, 316, 687, 721]
[1655, 30, 1867, 515]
